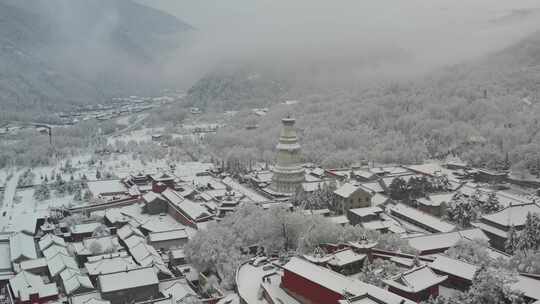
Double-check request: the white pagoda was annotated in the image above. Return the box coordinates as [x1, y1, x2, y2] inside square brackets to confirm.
[270, 117, 305, 194]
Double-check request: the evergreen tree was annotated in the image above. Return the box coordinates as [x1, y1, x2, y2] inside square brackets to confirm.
[83, 190, 92, 201]
[33, 183, 51, 201]
[516, 212, 540, 252]
[505, 225, 519, 254]
[480, 192, 502, 214]
[445, 195, 478, 228]
[389, 177, 407, 200]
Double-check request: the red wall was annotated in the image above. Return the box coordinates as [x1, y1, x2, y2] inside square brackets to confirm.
[281, 270, 342, 304]
[388, 285, 439, 303]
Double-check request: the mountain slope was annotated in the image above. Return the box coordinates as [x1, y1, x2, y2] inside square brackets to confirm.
[202, 30, 540, 172]
[0, 0, 193, 122]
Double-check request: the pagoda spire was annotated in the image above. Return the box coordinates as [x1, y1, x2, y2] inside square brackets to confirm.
[270, 117, 305, 195]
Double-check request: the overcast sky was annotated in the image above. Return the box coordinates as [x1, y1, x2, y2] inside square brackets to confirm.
[138, 0, 540, 86]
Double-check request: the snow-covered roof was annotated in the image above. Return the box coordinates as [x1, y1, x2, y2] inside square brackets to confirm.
[390, 203, 456, 233]
[85, 255, 137, 276]
[84, 299, 111, 304]
[282, 257, 415, 304]
[383, 265, 447, 293]
[328, 215, 350, 225]
[159, 278, 197, 303]
[9, 232, 38, 262]
[429, 255, 478, 281]
[117, 224, 144, 241]
[43, 244, 69, 259]
[170, 248, 185, 260]
[9, 271, 58, 302]
[416, 193, 455, 207]
[327, 249, 366, 267]
[370, 193, 390, 206]
[130, 242, 163, 266]
[406, 228, 488, 252]
[148, 229, 188, 243]
[513, 275, 540, 301]
[20, 258, 47, 271]
[143, 191, 165, 204]
[334, 183, 359, 198]
[361, 182, 384, 193]
[87, 180, 128, 196]
[60, 267, 81, 282]
[69, 291, 108, 304]
[482, 203, 540, 228]
[64, 274, 94, 295]
[103, 208, 130, 225]
[47, 253, 78, 277]
[353, 170, 377, 179]
[164, 189, 211, 220]
[124, 235, 146, 249]
[302, 209, 331, 216]
[98, 267, 158, 293]
[222, 176, 270, 203]
[362, 220, 392, 231]
[349, 207, 383, 218]
[405, 164, 447, 177]
[71, 222, 102, 235]
[38, 234, 66, 251]
[0, 240, 11, 270]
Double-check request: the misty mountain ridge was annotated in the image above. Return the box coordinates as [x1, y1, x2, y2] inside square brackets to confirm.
[0, 0, 193, 122]
[186, 29, 540, 112]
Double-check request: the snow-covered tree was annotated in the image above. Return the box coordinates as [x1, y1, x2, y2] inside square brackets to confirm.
[478, 192, 502, 214]
[445, 194, 479, 228]
[357, 259, 401, 287]
[516, 212, 540, 252]
[445, 239, 492, 266]
[88, 241, 103, 255]
[505, 225, 519, 254]
[34, 183, 51, 201]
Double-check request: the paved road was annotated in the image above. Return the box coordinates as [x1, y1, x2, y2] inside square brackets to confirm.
[0, 171, 20, 232]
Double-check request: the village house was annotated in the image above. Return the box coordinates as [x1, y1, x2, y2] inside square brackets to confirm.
[9, 232, 38, 264]
[383, 265, 447, 302]
[405, 228, 489, 255]
[472, 202, 540, 250]
[347, 207, 392, 232]
[389, 203, 456, 233]
[9, 271, 59, 304]
[142, 192, 168, 215]
[333, 183, 374, 214]
[147, 228, 189, 251]
[98, 267, 159, 304]
[279, 257, 415, 304]
[19, 258, 48, 276]
[69, 222, 102, 242]
[84, 252, 138, 280]
[325, 248, 367, 275]
[414, 193, 455, 217]
[428, 255, 478, 291]
[162, 188, 213, 228]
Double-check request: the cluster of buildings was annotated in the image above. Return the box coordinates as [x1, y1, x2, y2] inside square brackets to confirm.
[236, 229, 540, 304]
[2, 116, 540, 304]
[56, 94, 179, 125]
[0, 195, 225, 304]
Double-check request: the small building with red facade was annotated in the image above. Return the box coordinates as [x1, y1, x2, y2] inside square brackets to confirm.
[9, 271, 59, 304]
[280, 257, 415, 304]
[428, 255, 478, 291]
[383, 265, 447, 303]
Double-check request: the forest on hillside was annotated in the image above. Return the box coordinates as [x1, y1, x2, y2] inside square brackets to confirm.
[195, 31, 540, 177]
